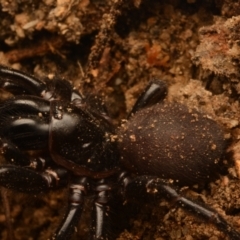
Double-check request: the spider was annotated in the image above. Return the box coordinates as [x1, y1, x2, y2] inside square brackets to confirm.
[0, 65, 239, 240]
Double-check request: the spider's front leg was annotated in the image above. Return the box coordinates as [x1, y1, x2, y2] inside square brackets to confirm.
[0, 94, 68, 193]
[0, 65, 46, 96]
[0, 65, 83, 101]
[0, 96, 50, 153]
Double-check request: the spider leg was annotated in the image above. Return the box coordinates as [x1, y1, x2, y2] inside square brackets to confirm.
[119, 173, 240, 240]
[52, 177, 87, 240]
[0, 96, 50, 150]
[128, 79, 167, 117]
[0, 97, 57, 167]
[0, 65, 46, 96]
[42, 76, 84, 101]
[0, 95, 50, 115]
[53, 178, 122, 240]
[0, 65, 83, 101]
[0, 138, 29, 166]
[90, 179, 116, 240]
[0, 165, 68, 193]
[0, 137, 60, 172]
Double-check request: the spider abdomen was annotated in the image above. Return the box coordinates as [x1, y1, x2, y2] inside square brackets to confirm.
[118, 102, 227, 187]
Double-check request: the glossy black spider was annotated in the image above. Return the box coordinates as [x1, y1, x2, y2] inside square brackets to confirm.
[0, 65, 239, 240]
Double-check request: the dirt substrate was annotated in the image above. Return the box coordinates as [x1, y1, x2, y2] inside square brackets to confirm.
[0, 0, 240, 239]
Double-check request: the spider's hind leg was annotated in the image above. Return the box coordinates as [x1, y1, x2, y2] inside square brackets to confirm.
[120, 174, 240, 240]
[128, 79, 168, 117]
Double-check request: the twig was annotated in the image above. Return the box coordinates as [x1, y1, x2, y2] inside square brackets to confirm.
[0, 188, 15, 240]
[5, 36, 65, 63]
[83, 0, 128, 88]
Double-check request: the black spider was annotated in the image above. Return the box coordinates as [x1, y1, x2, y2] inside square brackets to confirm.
[0, 65, 239, 240]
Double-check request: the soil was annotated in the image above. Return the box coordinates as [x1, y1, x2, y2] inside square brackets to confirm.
[0, 0, 240, 239]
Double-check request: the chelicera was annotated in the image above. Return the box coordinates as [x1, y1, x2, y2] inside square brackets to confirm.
[0, 65, 239, 239]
